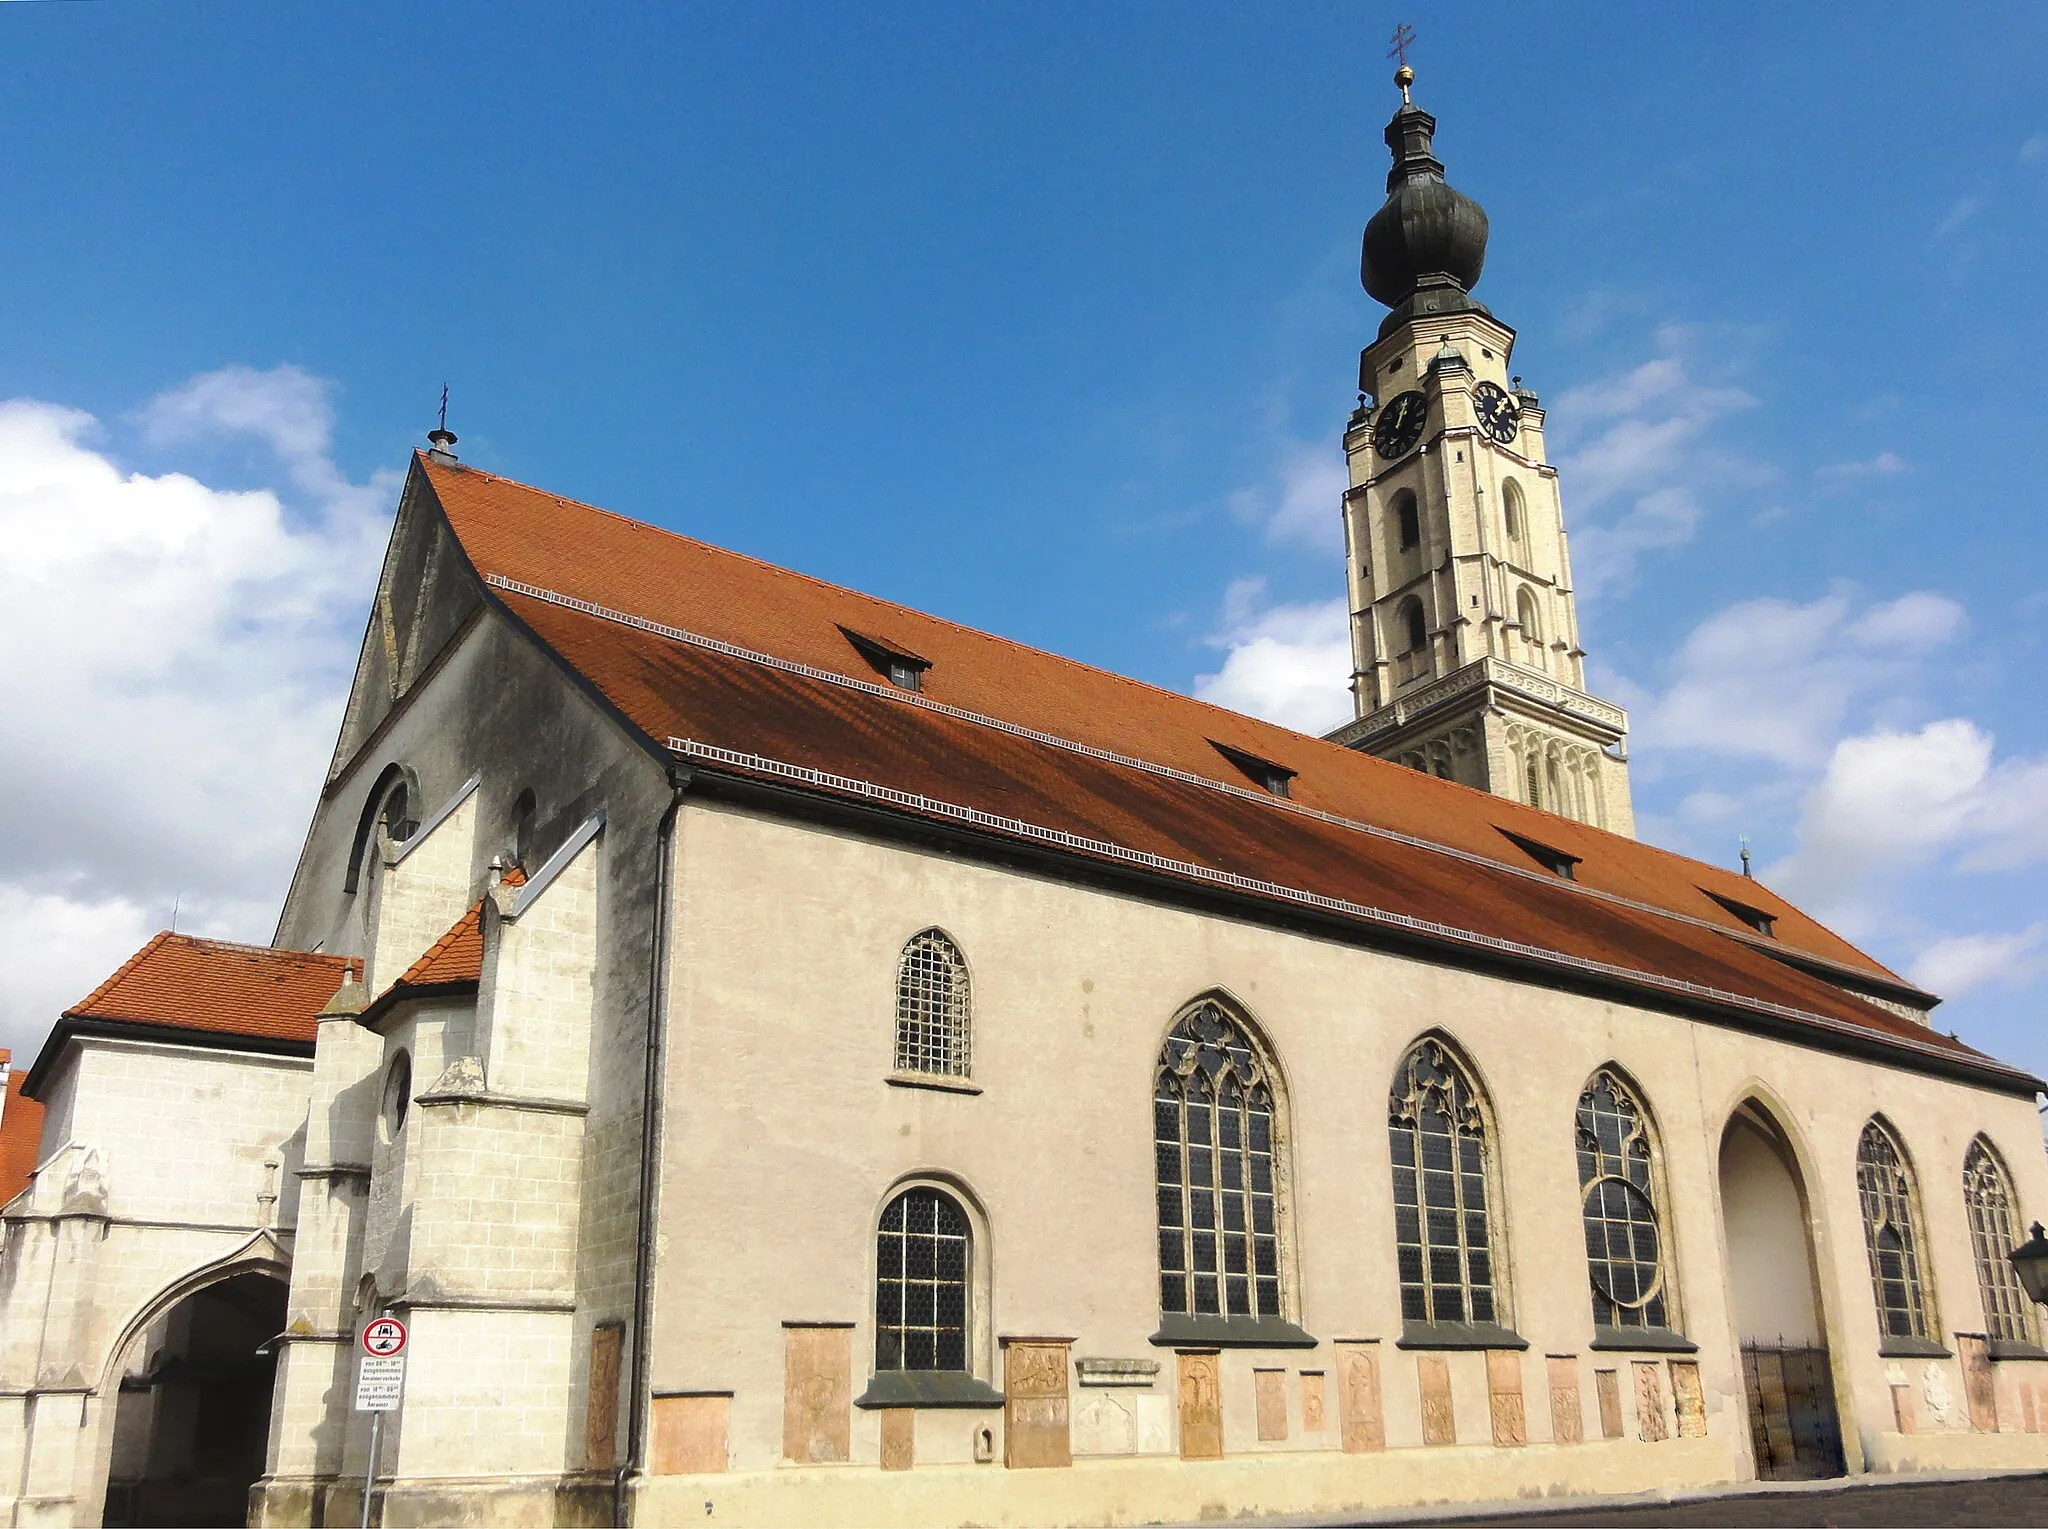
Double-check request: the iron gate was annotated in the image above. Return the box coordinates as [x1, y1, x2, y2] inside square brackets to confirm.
[1740, 1340, 1846, 1480]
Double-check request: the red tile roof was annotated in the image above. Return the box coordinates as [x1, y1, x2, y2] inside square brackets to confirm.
[63, 933, 356, 1046]
[380, 866, 527, 1000]
[414, 457, 2030, 1090]
[0, 1061, 42, 1206]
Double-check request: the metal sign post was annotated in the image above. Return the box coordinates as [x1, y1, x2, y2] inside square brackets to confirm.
[354, 1318, 407, 1529]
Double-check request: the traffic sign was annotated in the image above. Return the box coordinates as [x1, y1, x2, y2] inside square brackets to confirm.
[362, 1317, 407, 1356]
[355, 1355, 405, 1412]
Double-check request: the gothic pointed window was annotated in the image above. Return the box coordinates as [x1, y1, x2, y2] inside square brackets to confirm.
[875, 1187, 970, 1372]
[1963, 1137, 2039, 1346]
[1394, 490, 1420, 552]
[894, 929, 971, 1079]
[1154, 999, 1285, 1324]
[1575, 1070, 1673, 1336]
[1389, 1035, 1505, 1330]
[1502, 477, 1525, 542]
[1399, 598, 1427, 654]
[1856, 1119, 1932, 1344]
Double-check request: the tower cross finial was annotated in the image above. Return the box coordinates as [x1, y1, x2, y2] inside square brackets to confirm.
[438, 384, 449, 434]
[1387, 22, 1417, 103]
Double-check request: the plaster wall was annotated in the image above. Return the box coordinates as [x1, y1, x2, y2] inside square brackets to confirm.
[1720, 1119, 1822, 1345]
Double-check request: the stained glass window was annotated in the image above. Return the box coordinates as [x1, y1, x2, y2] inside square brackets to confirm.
[1964, 1137, 2037, 1346]
[1855, 1120, 1931, 1341]
[894, 930, 971, 1078]
[1155, 1001, 1282, 1321]
[1389, 1037, 1500, 1327]
[1575, 1070, 1668, 1332]
[875, 1187, 969, 1372]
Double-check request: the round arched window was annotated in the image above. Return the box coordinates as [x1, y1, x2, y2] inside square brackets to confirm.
[1502, 478, 1525, 540]
[380, 1052, 412, 1142]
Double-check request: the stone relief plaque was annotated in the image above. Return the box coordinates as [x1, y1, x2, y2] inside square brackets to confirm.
[1485, 1349, 1525, 1447]
[1594, 1368, 1623, 1440]
[1957, 1334, 1998, 1433]
[1300, 1370, 1326, 1434]
[1254, 1369, 1288, 1442]
[2022, 1386, 2037, 1435]
[1072, 1391, 1136, 1457]
[1177, 1351, 1224, 1461]
[1545, 1355, 1582, 1445]
[1669, 1360, 1706, 1439]
[1891, 1382, 1918, 1435]
[1418, 1354, 1455, 1446]
[1334, 1342, 1386, 1454]
[586, 1322, 623, 1470]
[1632, 1360, 1669, 1442]
[651, 1393, 731, 1475]
[879, 1408, 914, 1472]
[1003, 1337, 1073, 1469]
[1134, 1394, 1174, 1455]
[781, 1324, 852, 1464]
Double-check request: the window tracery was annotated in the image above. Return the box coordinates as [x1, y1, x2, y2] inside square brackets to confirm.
[1154, 1000, 1283, 1322]
[1388, 1036, 1502, 1327]
[1855, 1119, 1932, 1342]
[1575, 1070, 1670, 1333]
[894, 929, 971, 1078]
[1963, 1137, 2037, 1346]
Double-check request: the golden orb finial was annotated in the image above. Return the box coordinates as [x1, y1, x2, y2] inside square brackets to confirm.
[1394, 63, 1414, 104]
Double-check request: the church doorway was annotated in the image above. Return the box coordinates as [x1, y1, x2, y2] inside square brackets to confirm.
[101, 1271, 288, 1528]
[1717, 1101, 1846, 1480]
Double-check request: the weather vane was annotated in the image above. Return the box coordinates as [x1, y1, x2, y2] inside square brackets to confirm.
[1387, 21, 1417, 103]
[438, 384, 449, 434]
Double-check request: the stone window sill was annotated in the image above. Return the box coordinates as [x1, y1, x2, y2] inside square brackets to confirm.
[1149, 1314, 1318, 1350]
[1590, 1326, 1699, 1354]
[1987, 1338, 2048, 1362]
[1877, 1334, 1952, 1359]
[884, 1071, 982, 1096]
[854, 1371, 1004, 1409]
[1396, 1320, 1529, 1352]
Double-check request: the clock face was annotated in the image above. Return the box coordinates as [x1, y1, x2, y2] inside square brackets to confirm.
[1473, 381, 1520, 444]
[1372, 390, 1429, 461]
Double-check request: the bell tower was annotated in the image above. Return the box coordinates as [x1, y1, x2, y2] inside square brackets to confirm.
[1324, 64, 1635, 837]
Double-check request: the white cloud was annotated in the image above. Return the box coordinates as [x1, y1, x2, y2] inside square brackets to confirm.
[1636, 589, 1965, 768]
[1546, 330, 1761, 594]
[1909, 924, 2048, 998]
[0, 369, 391, 1056]
[1231, 438, 1346, 554]
[1191, 578, 1353, 736]
[1816, 450, 1909, 487]
[2023, 134, 2046, 164]
[1934, 196, 1983, 240]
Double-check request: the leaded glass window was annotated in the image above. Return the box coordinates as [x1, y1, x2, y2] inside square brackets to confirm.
[894, 929, 970, 1078]
[1964, 1138, 2038, 1346]
[1154, 1001, 1282, 1321]
[1389, 1037, 1500, 1326]
[875, 1187, 969, 1371]
[1856, 1120, 1931, 1342]
[1575, 1070, 1669, 1332]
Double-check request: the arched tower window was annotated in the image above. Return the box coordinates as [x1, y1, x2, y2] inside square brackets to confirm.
[1963, 1137, 2038, 1345]
[1394, 490, 1420, 552]
[1399, 597, 1427, 654]
[1516, 587, 1542, 646]
[1575, 1069, 1673, 1336]
[875, 1186, 970, 1372]
[1389, 1035, 1505, 1329]
[1856, 1119, 1932, 1343]
[1502, 478, 1524, 541]
[894, 929, 971, 1079]
[1154, 999, 1286, 1323]
[344, 763, 422, 894]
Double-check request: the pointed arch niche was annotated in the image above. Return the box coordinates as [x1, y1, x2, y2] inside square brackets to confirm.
[1387, 1032, 1522, 1348]
[1150, 994, 1313, 1348]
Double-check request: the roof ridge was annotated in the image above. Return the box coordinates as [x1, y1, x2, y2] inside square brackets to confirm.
[158, 932, 355, 965]
[493, 575, 1924, 999]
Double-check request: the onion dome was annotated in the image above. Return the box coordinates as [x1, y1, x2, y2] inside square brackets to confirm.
[1360, 67, 1491, 335]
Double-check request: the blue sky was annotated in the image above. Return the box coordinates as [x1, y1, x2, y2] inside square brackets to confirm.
[2, 2, 2046, 1083]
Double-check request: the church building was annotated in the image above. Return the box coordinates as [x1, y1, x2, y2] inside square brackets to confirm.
[2, 64, 2045, 1529]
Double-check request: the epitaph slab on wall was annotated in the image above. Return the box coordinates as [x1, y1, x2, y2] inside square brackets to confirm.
[1958, 1334, 1998, 1433]
[1595, 1369, 1623, 1440]
[1891, 1381, 1918, 1435]
[586, 1322, 623, 1470]
[1072, 1390, 1136, 1457]
[1300, 1371, 1326, 1435]
[1546, 1356, 1582, 1445]
[1486, 1350, 1526, 1446]
[1669, 1360, 1707, 1439]
[1632, 1361, 1669, 1442]
[879, 1408, 914, 1471]
[1418, 1354, 1455, 1446]
[1254, 1369, 1288, 1442]
[1002, 1337, 1073, 1469]
[1335, 1342, 1387, 1454]
[651, 1394, 731, 1475]
[1177, 1351, 1224, 1461]
[781, 1323, 852, 1464]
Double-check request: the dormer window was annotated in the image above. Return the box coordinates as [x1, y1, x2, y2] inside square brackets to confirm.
[1704, 889, 1777, 938]
[1498, 827, 1580, 880]
[839, 626, 932, 693]
[1209, 740, 1296, 798]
